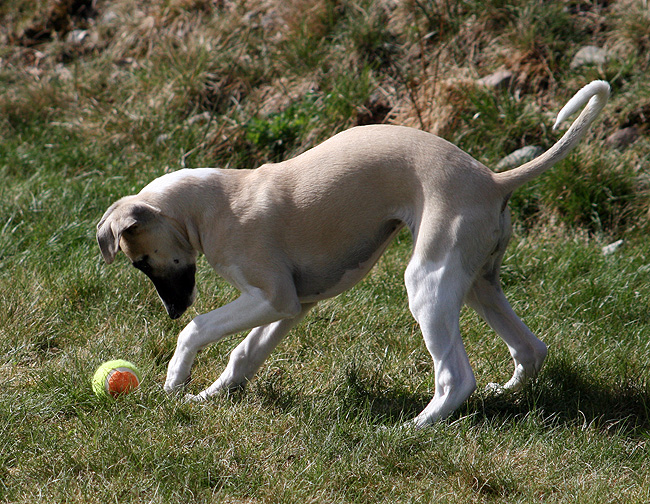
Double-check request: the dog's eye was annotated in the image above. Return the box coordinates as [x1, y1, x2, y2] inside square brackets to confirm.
[174, 259, 179, 264]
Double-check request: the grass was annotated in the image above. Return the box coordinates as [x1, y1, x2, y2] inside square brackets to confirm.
[1, 0, 650, 502]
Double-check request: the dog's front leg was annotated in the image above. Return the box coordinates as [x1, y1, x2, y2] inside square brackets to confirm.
[185, 302, 316, 401]
[164, 289, 301, 394]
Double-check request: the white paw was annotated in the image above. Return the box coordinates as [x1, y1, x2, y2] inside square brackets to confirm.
[183, 393, 204, 403]
[164, 370, 193, 394]
[401, 420, 426, 431]
[164, 382, 179, 394]
[485, 382, 506, 395]
[164, 380, 186, 395]
[377, 421, 421, 433]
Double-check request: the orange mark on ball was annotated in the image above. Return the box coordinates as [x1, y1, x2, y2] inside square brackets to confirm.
[107, 368, 139, 397]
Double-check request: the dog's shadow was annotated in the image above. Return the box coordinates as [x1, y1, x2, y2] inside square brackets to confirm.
[249, 356, 649, 436]
[252, 357, 649, 436]
[346, 357, 650, 436]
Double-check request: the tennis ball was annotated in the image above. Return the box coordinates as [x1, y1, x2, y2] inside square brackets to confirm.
[92, 359, 141, 398]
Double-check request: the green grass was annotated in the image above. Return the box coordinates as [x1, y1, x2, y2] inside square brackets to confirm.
[1, 0, 650, 502]
[2, 233, 650, 503]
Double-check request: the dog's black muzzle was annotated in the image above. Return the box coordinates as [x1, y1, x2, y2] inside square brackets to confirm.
[149, 264, 197, 319]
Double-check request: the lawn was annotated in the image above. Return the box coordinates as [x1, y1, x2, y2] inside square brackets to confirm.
[1, 0, 649, 502]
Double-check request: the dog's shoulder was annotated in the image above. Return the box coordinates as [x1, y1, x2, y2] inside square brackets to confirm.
[140, 168, 223, 194]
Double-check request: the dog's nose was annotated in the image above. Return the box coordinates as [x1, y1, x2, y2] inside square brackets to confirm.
[165, 303, 185, 319]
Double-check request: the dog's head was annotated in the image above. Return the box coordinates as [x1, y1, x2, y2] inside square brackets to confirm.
[97, 196, 198, 319]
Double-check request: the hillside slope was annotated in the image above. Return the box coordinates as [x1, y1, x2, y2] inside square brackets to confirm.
[1, 0, 649, 231]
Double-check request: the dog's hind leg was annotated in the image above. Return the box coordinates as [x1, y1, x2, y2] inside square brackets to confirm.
[404, 251, 477, 427]
[465, 269, 547, 393]
[186, 303, 316, 401]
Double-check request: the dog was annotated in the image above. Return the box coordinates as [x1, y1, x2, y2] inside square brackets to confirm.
[97, 81, 609, 427]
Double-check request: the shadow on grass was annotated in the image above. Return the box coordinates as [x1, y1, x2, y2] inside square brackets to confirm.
[495, 356, 650, 434]
[333, 356, 650, 436]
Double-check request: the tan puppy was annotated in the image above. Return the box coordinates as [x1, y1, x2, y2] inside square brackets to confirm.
[97, 81, 609, 427]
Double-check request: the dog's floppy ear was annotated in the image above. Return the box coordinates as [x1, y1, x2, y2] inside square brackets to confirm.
[96, 198, 159, 264]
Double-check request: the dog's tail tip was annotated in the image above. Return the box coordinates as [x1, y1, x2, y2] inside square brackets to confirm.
[496, 80, 610, 194]
[552, 80, 610, 130]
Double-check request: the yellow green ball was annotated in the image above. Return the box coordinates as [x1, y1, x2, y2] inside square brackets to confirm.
[92, 359, 141, 398]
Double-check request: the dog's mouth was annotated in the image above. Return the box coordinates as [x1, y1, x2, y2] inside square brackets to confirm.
[162, 288, 196, 319]
[147, 265, 197, 319]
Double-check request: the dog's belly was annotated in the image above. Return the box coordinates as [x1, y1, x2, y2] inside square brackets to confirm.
[295, 266, 373, 302]
[292, 219, 404, 302]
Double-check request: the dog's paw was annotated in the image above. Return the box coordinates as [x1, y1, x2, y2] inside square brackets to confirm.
[485, 382, 506, 395]
[164, 383, 181, 395]
[182, 393, 205, 403]
[164, 372, 192, 395]
[377, 418, 427, 432]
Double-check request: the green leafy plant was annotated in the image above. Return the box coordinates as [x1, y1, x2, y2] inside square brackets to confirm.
[245, 97, 317, 162]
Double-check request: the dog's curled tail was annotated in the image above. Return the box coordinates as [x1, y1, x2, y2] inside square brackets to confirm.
[495, 80, 610, 194]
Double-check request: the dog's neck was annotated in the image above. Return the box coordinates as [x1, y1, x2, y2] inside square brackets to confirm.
[139, 168, 244, 263]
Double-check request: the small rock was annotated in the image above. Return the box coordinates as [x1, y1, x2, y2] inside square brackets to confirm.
[66, 29, 88, 45]
[478, 70, 513, 89]
[605, 126, 639, 149]
[186, 112, 213, 126]
[155, 134, 170, 145]
[602, 239, 624, 256]
[496, 146, 544, 171]
[115, 57, 140, 69]
[100, 10, 119, 25]
[65, 29, 99, 48]
[570, 46, 609, 69]
[54, 63, 73, 81]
